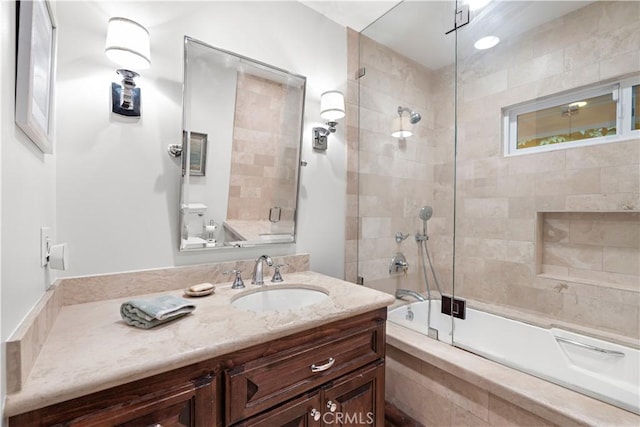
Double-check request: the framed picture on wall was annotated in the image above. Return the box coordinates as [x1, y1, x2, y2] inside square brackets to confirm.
[182, 131, 208, 176]
[15, 0, 57, 154]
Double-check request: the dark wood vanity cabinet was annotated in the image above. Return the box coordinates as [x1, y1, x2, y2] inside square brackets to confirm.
[8, 309, 386, 427]
[8, 371, 218, 427]
[235, 362, 384, 427]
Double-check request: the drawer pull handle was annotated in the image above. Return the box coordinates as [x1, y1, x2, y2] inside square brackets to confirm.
[310, 357, 335, 373]
[311, 408, 321, 421]
[327, 400, 337, 412]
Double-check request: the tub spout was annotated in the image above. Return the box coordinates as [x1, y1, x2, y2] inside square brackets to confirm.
[395, 289, 427, 302]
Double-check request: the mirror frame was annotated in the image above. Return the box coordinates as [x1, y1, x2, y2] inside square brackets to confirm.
[179, 36, 307, 251]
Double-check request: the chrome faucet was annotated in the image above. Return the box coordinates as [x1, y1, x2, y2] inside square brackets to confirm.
[395, 289, 427, 302]
[251, 255, 273, 285]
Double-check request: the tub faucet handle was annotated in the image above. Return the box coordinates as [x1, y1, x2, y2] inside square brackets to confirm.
[389, 252, 409, 274]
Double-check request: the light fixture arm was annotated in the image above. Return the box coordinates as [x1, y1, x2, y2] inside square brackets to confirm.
[312, 126, 331, 151]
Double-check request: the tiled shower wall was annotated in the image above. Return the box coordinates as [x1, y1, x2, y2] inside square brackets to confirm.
[455, 1, 639, 341]
[344, 29, 455, 296]
[348, 1, 639, 341]
[228, 73, 298, 222]
[541, 212, 639, 287]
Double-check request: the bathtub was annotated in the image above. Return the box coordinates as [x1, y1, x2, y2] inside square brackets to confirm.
[388, 300, 640, 415]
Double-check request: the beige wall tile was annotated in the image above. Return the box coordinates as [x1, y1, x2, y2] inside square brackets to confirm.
[603, 246, 640, 275]
[349, 2, 639, 341]
[601, 164, 640, 194]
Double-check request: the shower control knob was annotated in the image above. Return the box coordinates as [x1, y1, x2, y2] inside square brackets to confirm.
[327, 400, 337, 412]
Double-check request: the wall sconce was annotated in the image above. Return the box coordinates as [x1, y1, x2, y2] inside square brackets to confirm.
[105, 17, 150, 117]
[313, 90, 345, 151]
[391, 106, 421, 139]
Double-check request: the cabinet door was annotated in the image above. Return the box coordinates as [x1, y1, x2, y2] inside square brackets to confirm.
[225, 321, 384, 424]
[234, 391, 322, 427]
[65, 374, 216, 427]
[116, 399, 193, 427]
[321, 362, 384, 427]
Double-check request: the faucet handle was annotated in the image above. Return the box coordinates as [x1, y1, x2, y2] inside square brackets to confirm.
[224, 269, 245, 289]
[271, 264, 287, 283]
[389, 252, 409, 274]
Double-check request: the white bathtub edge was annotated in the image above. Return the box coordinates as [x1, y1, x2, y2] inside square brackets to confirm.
[386, 322, 640, 427]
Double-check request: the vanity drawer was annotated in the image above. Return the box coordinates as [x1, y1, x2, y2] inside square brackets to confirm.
[225, 320, 384, 424]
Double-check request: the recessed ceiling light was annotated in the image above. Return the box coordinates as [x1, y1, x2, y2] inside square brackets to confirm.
[474, 36, 500, 50]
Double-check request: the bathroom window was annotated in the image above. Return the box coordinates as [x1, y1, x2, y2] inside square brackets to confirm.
[503, 77, 640, 156]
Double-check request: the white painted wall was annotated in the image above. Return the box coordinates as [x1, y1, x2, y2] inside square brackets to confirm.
[54, 1, 347, 277]
[1, 0, 58, 341]
[1, 0, 58, 417]
[1, 0, 347, 413]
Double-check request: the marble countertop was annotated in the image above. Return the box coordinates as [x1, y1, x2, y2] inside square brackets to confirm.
[5, 271, 394, 417]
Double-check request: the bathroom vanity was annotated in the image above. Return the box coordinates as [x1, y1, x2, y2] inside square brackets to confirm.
[5, 268, 394, 426]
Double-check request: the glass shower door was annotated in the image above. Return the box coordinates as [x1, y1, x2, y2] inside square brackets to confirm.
[354, 0, 458, 341]
[453, 0, 640, 413]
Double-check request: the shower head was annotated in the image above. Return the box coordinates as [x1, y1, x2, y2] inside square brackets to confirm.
[398, 106, 422, 124]
[419, 206, 433, 222]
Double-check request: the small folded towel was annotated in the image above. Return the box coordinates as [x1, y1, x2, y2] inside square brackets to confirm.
[120, 295, 196, 329]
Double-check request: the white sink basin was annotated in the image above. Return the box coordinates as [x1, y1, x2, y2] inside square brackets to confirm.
[231, 285, 329, 312]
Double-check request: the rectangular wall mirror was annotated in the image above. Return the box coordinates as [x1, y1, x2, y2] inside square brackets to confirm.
[180, 36, 306, 251]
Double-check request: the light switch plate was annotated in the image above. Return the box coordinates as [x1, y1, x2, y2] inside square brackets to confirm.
[41, 227, 51, 267]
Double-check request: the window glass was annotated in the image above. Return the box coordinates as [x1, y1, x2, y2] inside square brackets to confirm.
[516, 93, 617, 150]
[633, 85, 639, 130]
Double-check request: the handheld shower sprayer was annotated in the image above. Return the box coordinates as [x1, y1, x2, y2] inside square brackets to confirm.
[415, 205, 444, 340]
[418, 206, 433, 236]
[419, 206, 433, 221]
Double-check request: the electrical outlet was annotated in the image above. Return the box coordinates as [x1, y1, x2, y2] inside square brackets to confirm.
[40, 227, 51, 267]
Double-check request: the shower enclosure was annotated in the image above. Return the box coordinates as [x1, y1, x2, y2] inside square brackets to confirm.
[350, 0, 640, 417]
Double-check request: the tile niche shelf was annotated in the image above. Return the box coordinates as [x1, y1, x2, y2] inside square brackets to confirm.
[536, 211, 639, 291]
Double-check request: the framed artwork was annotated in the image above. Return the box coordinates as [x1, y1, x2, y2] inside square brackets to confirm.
[182, 131, 208, 176]
[15, 0, 57, 154]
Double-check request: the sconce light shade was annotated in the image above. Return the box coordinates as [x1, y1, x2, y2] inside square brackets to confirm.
[313, 90, 345, 151]
[106, 17, 150, 117]
[105, 17, 151, 70]
[320, 90, 345, 121]
[391, 115, 413, 138]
